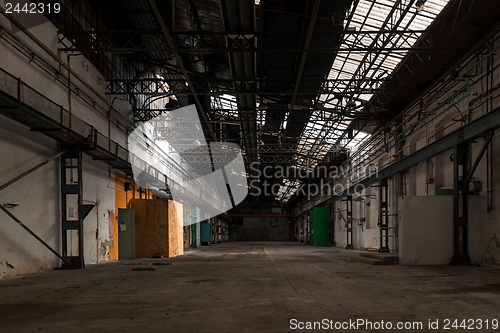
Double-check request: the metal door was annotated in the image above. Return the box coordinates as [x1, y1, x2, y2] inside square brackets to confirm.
[200, 222, 211, 245]
[118, 208, 135, 260]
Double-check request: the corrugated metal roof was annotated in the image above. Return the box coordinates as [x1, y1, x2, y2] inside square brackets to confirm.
[325, 0, 449, 104]
[277, 0, 449, 203]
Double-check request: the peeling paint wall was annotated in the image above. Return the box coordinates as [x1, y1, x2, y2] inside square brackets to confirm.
[81, 154, 116, 264]
[108, 172, 151, 261]
[485, 234, 500, 264]
[0, 117, 59, 279]
[0, 7, 132, 278]
[0, 116, 120, 278]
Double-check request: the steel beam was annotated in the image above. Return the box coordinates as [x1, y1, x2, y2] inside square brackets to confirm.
[278, 0, 320, 162]
[0, 151, 71, 268]
[105, 78, 383, 96]
[60, 149, 86, 269]
[378, 178, 390, 253]
[0, 205, 72, 267]
[60, 29, 427, 37]
[148, 0, 216, 141]
[333, 106, 500, 200]
[58, 47, 431, 54]
[464, 132, 493, 186]
[344, 195, 354, 250]
[0, 152, 63, 192]
[451, 142, 472, 265]
[106, 87, 379, 97]
[334, 0, 415, 106]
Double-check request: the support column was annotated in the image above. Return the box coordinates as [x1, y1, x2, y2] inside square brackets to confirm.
[451, 142, 472, 265]
[345, 195, 354, 249]
[60, 148, 93, 269]
[379, 178, 390, 253]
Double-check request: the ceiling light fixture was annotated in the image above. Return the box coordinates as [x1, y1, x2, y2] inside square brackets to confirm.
[258, 103, 268, 110]
[416, 0, 426, 13]
[165, 98, 179, 110]
[346, 99, 357, 108]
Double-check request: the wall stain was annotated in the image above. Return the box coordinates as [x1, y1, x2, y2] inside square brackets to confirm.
[485, 233, 500, 265]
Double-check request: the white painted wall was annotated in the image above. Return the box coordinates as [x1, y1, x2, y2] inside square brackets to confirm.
[0, 6, 131, 278]
[398, 196, 454, 265]
[0, 115, 118, 278]
[469, 196, 500, 265]
[0, 117, 60, 278]
[314, 32, 500, 265]
[81, 154, 116, 264]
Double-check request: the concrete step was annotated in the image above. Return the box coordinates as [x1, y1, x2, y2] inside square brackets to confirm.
[359, 252, 399, 264]
[351, 256, 386, 265]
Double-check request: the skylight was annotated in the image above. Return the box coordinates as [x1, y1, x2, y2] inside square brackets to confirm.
[324, 0, 450, 107]
[278, 0, 450, 203]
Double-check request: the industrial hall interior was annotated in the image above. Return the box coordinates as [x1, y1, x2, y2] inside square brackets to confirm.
[1, 0, 500, 332]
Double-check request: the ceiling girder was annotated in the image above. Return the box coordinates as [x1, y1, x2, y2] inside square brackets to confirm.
[105, 77, 385, 96]
[147, 0, 217, 140]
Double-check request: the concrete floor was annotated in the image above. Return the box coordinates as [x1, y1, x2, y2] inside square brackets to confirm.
[1, 242, 500, 333]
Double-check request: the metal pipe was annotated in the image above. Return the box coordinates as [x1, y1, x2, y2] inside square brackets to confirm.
[67, 53, 72, 129]
[330, 106, 500, 201]
[487, 137, 493, 211]
[487, 38, 495, 212]
[0, 29, 130, 132]
[0, 6, 133, 129]
[150, 186, 172, 200]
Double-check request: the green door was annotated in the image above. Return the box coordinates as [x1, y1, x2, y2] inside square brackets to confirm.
[118, 208, 135, 260]
[311, 207, 328, 246]
[309, 211, 314, 245]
